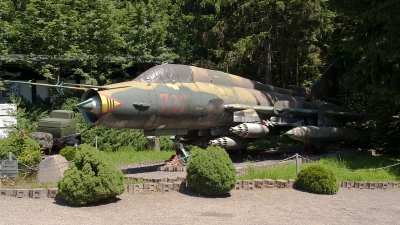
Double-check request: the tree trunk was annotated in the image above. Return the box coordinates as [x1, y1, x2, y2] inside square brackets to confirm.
[296, 56, 299, 86]
[280, 50, 287, 88]
[264, 36, 272, 85]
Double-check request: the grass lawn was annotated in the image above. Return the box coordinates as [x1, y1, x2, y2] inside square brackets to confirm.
[237, 154, 400, 182]
[105, 149, 176, 165]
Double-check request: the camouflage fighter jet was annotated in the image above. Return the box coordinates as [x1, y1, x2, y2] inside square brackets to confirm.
[5, 59, 398, 165]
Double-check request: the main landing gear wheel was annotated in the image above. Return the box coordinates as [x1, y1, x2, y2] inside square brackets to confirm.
[174, 135, 191, 166]
[177, 147, 191, 166]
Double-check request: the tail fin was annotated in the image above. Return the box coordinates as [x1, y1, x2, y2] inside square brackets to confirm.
[309, 58, 345, 100]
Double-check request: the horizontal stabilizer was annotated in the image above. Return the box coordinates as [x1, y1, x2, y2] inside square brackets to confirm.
[323, 111, 400, 121]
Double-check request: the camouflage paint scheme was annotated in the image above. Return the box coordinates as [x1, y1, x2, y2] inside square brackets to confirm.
[7, 59, 398, 154]
[75, 59, 397, 151]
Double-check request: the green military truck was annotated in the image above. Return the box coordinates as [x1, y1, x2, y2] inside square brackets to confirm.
[31, 110, 81, 153]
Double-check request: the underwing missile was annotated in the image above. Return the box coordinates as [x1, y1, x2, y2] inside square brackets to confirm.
[230, 123, 269, 138]
[209, 136, 249, 150]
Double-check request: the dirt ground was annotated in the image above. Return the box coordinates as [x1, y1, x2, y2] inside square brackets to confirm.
[0, 188, 399, 225]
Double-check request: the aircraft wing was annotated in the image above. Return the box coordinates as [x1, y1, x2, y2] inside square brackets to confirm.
[224, 101, 398, 126]
[273, 101, 399, 122]
[3, 80, 130, 91]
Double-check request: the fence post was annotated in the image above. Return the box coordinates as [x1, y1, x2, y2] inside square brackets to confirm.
[295, 153, 300, 175]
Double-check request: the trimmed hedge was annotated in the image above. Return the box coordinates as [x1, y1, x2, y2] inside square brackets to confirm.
[57, 144, 124, 206]
[186, 146, 236, 196]
[295, 165, 339, 195]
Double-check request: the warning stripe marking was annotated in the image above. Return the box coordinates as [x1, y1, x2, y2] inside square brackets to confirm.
[100, 93, 123, 115]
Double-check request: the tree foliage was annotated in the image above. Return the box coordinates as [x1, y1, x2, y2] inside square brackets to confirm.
[327, 0, 400, 153]
[372, 120, 400, 156]
[170, 0, 335, 87]
[1, 0, 177, 83]
[329, 0, 400, 110]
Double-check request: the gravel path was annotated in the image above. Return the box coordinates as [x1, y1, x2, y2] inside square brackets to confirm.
[1, 188, 399, 224]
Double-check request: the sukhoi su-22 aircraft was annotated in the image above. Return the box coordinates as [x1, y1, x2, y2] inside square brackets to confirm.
[6, 59, 398, 165]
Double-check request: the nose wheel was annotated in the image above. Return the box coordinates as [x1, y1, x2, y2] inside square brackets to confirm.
[174, 135, 191, 166]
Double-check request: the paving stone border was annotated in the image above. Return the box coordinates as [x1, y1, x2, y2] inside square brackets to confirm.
[0, 188, 59, 199]
[1, 178, 399, 200]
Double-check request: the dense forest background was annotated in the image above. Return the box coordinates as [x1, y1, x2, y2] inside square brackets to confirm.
[0, 0, 399, 154]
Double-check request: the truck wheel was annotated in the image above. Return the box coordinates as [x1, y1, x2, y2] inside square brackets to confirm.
[74, 139, 80, 149]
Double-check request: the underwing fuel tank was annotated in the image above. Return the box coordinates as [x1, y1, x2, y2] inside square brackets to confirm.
[230, 123, 269, 138]
[208, 136, 249, 150]
[285, 126, 360, 143]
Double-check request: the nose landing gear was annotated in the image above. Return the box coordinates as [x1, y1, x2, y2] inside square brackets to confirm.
[173, 135, 191, 166]
[165, 135, 191, 167]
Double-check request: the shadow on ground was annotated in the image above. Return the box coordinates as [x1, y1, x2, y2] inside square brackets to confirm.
[178, 189, 232, 198]
[54, 194, 122, 207]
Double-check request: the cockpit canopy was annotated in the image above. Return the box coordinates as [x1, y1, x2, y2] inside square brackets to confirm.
[134, 64, 194, 83]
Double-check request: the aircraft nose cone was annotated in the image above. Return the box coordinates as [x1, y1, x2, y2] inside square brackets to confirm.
[76, 96, 102, 117]
[285, 129, 294, 136]
[76, 99, 94, 111]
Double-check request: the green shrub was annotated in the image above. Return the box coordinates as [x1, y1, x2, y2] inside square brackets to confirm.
[295, 165, 339, 195]
[59, 146, 76, 161]
[0, 130, 42, 169]
[79, 125, 149, 151]
[159, 136, 174, 150]
[57, 144, 124, 206]
[186, 146, 236, 196]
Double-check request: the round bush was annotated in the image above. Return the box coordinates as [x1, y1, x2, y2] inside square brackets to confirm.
[57, 144, 124, 206]
[186, 146, 236, 196]
[295, 165, 339, 195]
[59, 146, 76, 161]
[0, 130, 42, 169]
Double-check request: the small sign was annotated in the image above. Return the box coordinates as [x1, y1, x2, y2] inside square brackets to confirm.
[1, 160, 18, 178]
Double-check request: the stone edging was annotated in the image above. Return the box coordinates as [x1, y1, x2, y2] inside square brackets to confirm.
[0, 188, 58, 199]
[1, 179, 399, 200]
